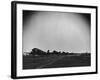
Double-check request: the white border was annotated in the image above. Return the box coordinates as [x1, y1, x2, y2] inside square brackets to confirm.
[17, 3, 96, 77]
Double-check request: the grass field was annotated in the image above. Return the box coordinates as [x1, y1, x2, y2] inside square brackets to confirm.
[23, 54, 91, 69]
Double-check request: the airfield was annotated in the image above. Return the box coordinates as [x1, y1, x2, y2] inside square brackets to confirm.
[23, 53, 90, 69]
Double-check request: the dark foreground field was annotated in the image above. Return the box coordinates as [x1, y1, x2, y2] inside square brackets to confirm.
[23, 54, 91, 69]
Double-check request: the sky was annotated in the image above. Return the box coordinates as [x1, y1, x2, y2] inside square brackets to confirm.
[22, 10, 91, 53]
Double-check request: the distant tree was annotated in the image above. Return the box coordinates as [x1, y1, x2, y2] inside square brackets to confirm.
[53, 50, 59, 55]
[47, 50, 50, 54]
[53, 50, 56, 53]
[62, 52, 65, 54]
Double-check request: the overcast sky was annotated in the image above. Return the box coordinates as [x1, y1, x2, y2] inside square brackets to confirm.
[23, 10, 91, 53]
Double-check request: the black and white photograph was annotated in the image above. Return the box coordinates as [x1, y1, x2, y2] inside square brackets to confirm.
[11, 1, 97, 79]
[23, 10, 91, 69]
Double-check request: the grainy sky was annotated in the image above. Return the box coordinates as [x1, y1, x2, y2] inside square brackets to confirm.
[23, 10, 91, 53]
